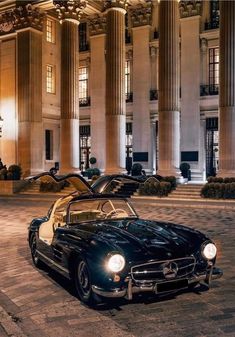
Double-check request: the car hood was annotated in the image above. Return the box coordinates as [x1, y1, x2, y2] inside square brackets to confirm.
[70, 218, 206, 262]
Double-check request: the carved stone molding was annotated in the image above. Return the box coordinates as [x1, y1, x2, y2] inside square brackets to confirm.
[0, 4, 44, 34]
[13, 4, 44, 31]
[0, 11, 14, 34]
[88, 14, 106, 35]
[130, 4, 152, 27]
[53, 0, 87, 23]
[179, 1, 202, 18]
[126, 49, 132, 60]
[150, 46, 157, 58]
[103, 0, 129, 12]
[200, 37, 207, 53]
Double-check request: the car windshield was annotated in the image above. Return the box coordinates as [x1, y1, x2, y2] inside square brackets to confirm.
[68, 198, 138, 223]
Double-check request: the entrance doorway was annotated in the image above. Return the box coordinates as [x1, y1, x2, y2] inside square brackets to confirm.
[206, 118, 219, 177]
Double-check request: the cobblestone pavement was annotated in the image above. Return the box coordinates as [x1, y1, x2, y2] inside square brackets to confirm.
[0, 199, 234, 337]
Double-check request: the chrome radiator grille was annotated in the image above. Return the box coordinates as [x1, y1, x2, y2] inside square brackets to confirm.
[131, 257, 196, 283]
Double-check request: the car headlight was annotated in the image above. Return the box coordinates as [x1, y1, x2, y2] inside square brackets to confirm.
[202, 242, 217, 260]
[107, 254, 125, 273]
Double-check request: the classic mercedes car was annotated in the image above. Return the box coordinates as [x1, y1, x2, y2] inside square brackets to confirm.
[28, 173, 222, 305]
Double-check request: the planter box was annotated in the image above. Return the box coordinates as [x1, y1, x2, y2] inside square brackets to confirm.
[0, 180, 28, 195]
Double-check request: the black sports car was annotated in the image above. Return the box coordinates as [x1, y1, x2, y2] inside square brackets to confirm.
[28, 173, 222, 305]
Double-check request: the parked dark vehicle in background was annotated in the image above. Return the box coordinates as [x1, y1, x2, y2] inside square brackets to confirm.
[28, 173, 222, 306]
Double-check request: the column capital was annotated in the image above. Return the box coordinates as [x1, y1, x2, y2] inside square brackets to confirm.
[88, 14, 106, 36]
[150, 46, 157, 58]
[179, 1, 202, 18]
[53, 0, 87, 23]
[130, 3, 152, 28]
[103, 0, 128, 13]
[126, 49, 133, 60]
[200, 37, 207, 53]
[0, 4, 44, 34]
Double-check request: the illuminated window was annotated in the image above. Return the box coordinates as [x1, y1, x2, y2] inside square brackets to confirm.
[125, 60, 132, 102]
[46, 65, 55, 94]
[45, 130, 53, 160]
[80, 125, 91, 170]
[209, 47, 219, 94]
[79, 67, 89, 106]
[46, 18, 55, 43]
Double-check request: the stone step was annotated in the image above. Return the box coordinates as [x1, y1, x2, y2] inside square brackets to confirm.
[166, 195, 202, 200]
[176, 185, 204, 190]
[171, 191, 201, 195]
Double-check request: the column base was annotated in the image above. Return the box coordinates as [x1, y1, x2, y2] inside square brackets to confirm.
[156, 169, 181, 178]
[104, 167, 127, 175]
[217, 170, 235, 178]
[59, 168, 81, 175]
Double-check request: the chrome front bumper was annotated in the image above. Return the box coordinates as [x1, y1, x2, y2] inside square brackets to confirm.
[92, 267, 223, 300]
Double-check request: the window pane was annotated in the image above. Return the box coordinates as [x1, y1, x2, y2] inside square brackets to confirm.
[46, 19, 55, 43]
[46, 65, 55, 93]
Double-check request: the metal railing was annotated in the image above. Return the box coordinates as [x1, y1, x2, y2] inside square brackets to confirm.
[79, 97, 90, 107]
[200, 84, 219, 96]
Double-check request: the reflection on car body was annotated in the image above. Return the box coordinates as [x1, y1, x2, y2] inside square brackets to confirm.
[28, 172, 223, 306]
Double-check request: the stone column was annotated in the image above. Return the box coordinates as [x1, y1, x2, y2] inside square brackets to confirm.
[219, 1, 235, 177]
[54, 1, 87, 173]
[131, 3, 152, 173]
[104, 0, 128, 174]
[158, 0, 180, 177]
[15, 4, 44, 176]
[89, 16, 106, 172]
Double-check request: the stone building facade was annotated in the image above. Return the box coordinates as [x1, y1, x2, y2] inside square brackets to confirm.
[0, 0, 232, 180]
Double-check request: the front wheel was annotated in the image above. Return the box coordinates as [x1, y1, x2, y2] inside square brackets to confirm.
[30, 234, 43, 269]
[74, 258, 100, 305]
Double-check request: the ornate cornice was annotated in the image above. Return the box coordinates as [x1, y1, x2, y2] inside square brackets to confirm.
[179, 1, 202, 18]
[53, 0, 87, 23]
[14, 4, 44, 31]
[130, 4, 152, 27]
[0, 4, 44, 34]
[88, 14, 106, 36]
[103, 0, 129, 12]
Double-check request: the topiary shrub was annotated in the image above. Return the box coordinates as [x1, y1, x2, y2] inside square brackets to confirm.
[138, 177, 171, 197]
[7, 165, 22, 180]
[0, 167, 7, 180]
[40, 181, 63, 192]
[89, 157, 97, 165]
[85, 168, 101, 179]
[201, 180, 235, 199]
[180, 162, 191, 179]
[163, 176, 177, 189]
[131, 163, 143, 176]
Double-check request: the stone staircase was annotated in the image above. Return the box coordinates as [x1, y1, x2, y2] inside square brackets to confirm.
[112, 181, 140, 197]
[163, 183, 204, 200]
[19, 181, 76, 196]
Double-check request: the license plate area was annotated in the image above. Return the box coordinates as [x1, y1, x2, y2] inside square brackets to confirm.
[155, 279, 188, 294]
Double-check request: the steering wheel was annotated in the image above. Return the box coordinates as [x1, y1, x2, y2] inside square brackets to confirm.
[106, 209, 128, 219]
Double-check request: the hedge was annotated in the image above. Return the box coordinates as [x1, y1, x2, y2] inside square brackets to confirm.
[201, 181, 235, 199]
[138, 176, 176, 197]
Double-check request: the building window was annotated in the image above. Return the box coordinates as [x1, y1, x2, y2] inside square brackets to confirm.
[126, 122, 133, 174]
[209, 47, 219, 94]
[125, 61, 132, 102]
[46, 18, 55, 43]
[79, 67, 90, 106]
[45, 130, 53, 160]
[210, 0, 219, 29]
[46, 65, 55, 94]
[79, 22, 88, 51]
[206, 118, 219, 177]
[80, 125, 91, 171]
